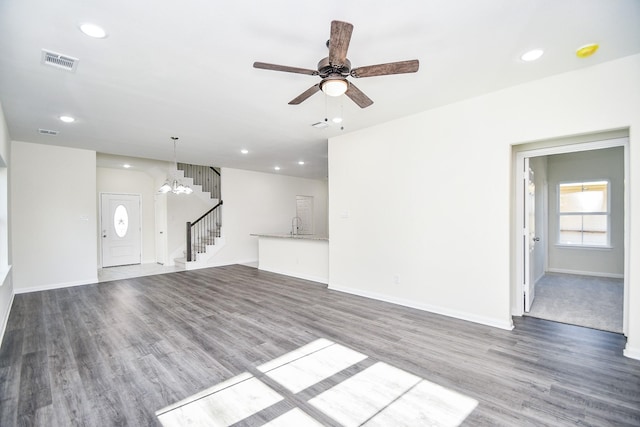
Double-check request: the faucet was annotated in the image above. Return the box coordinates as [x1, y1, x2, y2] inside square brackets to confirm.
[291, 216, 302, 235]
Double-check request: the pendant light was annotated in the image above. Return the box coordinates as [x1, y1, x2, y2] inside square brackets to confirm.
[158, 137, 193, 195]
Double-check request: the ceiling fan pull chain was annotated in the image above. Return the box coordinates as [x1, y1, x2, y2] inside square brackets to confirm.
[325, 94, 328, 123]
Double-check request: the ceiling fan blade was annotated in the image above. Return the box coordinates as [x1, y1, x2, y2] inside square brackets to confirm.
[253, 61, 318, 76]
[351, 59, 419, 78]
[289, 84, 321, 105]
[345, 82, 373, 108]
[328, 20, 353, 66]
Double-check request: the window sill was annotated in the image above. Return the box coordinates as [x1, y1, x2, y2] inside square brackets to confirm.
[555, 244, 612, 250]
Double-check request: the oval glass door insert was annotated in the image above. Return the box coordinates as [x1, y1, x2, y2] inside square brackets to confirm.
[114, 204, 129, 238]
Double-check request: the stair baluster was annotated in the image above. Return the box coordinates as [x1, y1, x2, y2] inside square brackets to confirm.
[186, 200, 223, 262]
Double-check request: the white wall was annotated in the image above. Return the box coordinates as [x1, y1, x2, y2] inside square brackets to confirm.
[328, 54, 640, 358]
[210, 168, 328, 266]
[97, 167, 157, 264]
[11, 141, 98, 292]
[547, 147, 624, 276]
[0, 101, 13, 345]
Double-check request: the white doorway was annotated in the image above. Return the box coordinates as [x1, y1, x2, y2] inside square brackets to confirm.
[100, 193, 142, 267]
[523, 159, 538, 312]
[514, 137, 629, 333]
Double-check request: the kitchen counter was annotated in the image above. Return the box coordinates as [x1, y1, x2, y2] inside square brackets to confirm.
[251, 233, 329, 284]
[250, 233, 328, 241]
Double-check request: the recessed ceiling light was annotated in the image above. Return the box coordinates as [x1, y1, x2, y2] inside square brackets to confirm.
[123, 164, 131, 169]
[79, 23, 107, 39]
[298, 161, 305, 165]
[59, 115, 75, 123]
[332, 117, 343, 124]
[576, 43, 599, 58]
[520, 49, 544, 62]
[274, 166, 281, 171]
[241, 149, 249, 154]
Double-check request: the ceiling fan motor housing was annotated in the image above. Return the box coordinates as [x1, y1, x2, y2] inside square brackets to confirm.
[317, 57, 351, 77]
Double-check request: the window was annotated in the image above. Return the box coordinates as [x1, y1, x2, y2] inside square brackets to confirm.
[113, 204, 129, 238]
[558, 180, 609, 246]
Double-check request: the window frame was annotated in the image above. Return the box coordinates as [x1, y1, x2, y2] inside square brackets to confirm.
[557, 179, 611, 248]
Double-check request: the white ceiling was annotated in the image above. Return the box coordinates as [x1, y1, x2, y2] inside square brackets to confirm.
[1, 0, 639, 179]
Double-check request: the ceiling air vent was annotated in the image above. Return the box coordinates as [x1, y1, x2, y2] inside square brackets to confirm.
[38, 128, 59, 136]
[311, 121, 329, 129]
[41, 49, 79, 72]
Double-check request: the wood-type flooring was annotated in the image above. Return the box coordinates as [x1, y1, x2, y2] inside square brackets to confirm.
[0, 265, 639, 426]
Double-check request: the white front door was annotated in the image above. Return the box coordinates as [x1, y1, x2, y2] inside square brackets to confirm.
[101, 193, 141, 267]
[524, 159, 537, 312]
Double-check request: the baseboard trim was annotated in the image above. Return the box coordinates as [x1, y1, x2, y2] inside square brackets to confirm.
[259, 266, 328, 285]
[546, 268, 623, 279]
[623, 344, 640, 360]
[329, 283, 514, 331]
[14, 276, 99, 294]
[184, 259, 259, 271]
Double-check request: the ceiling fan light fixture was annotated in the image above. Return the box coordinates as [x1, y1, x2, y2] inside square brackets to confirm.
[321, 78, 348, 97]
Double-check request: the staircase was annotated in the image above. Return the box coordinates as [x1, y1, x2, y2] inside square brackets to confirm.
[177, 163, 221, 199]
[172, 164, 224, 270]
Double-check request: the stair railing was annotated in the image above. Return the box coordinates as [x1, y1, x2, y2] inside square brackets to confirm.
[177, 163, 221, 199]
[186, 200, 223, 262]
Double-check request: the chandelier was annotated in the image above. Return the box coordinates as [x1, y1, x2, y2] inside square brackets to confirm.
[158, 137, 193, 195]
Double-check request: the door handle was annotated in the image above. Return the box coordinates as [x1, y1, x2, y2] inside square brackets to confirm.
[533, 237, 540, 242]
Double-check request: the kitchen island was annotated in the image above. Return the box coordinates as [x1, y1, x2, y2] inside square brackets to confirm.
[251, 233, 329, 284]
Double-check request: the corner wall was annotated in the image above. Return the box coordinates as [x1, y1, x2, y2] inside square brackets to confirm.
[0, 101, 13, 345]
[11, 141, 98, 292]
[328, 53, 640, 355]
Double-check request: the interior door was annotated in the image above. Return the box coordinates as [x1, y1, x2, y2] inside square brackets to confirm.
[154, 194, 167, 265]
[101, 193, 141, 267]
[524, 160, 537, 312]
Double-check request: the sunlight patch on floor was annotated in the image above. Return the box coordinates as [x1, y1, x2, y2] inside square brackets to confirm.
[259, 341, 367, 393]
[310, 362, 477, 426]
[263, 408, 325, 426]
[156, 339, 478, 427]
[156, 375, 282, 426]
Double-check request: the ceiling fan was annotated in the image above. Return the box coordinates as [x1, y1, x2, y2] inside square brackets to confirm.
[253, 20, 419, 108]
